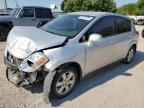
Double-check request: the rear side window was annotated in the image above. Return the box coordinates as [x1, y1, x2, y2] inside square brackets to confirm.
[115, 17, 131, 34]
[88, 16, 114, 37]
[35, 8, 53, 18]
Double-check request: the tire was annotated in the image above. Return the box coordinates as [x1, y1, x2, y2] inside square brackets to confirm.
[44, 66, 78, 99]
[0, 25, 10, 41]
[142, 29, 144, 38]
[123, 46, 136, 64]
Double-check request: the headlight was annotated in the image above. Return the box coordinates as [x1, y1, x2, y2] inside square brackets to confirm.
[19, 52, 48, 72]
[27, 52, 48, 68]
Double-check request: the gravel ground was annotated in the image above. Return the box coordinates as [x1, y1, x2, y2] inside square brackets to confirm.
[0, 26, 144, 108]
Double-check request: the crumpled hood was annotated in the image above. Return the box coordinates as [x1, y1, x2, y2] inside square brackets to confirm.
[0, 16, 15, 21]
[6, 26, 67, 59]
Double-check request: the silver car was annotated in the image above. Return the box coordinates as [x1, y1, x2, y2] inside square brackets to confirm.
[4, 12, 138, 103]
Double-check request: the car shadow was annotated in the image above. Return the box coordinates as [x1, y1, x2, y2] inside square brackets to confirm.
[24, 51, 144, 107]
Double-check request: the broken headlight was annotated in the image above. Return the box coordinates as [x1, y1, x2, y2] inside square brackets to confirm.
[19, 52, 49, 72]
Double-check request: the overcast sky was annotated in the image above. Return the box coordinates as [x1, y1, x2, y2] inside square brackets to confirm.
[0, 0, 138, 9]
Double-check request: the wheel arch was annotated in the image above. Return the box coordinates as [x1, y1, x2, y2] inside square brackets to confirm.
[0, 21, 13, 30]
[129, 39, 137, 51]
[55, 62, 83, 82]
[131, 44, 137, 50]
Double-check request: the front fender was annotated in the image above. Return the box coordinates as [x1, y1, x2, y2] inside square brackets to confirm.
[43, 43, 85, 76]
[0, 21, 13, 29]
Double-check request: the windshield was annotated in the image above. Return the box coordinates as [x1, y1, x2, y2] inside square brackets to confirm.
[10, 8, 21, 16]
[41, 14, 94, 38]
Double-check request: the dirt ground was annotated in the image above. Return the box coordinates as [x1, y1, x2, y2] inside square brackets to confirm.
[0, 26, 144, 108]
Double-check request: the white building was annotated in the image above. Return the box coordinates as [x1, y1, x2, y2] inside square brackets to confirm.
[0, 0, 12, 15]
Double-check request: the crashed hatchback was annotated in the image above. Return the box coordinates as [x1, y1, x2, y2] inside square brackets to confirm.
[4, 12, 138, 103]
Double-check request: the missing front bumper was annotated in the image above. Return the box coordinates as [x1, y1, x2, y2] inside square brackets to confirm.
[6, 68, 30, 86]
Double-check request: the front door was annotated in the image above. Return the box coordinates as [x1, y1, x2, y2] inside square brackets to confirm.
[84, 16, 118, 75]
[18, 8, 38, 26]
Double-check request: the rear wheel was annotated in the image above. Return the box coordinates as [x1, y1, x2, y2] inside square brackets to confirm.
[0, 25, 10, 41]
[142, 29, 144, 38]
[123, 46, 136, 64]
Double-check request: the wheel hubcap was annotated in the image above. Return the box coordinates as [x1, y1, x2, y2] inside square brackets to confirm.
[56, 71, 75, 95]
[127, 49, 134, 62]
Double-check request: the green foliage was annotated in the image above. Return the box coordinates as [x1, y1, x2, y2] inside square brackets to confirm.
[61, 0, 116, 13]
[117, 3, 139, 15]
[138, 0, 144, 9]
[117, 0, 144, 15]
[61, 0, 144, 15]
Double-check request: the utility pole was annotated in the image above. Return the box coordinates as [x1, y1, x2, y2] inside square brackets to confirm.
[4, 0, 7, 9]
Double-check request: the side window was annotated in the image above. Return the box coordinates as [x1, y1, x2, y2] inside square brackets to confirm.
[88, 16, 114, 38]
[115, 17, 131, 34]
[35, 8, 53, 18]
[22, 8, 34, 17]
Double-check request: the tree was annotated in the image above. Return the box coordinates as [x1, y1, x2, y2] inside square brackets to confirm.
[61, 0, 66, 11]
[138, 0, 144, 9]
[117, 3, 139, 15]
[61, 0, 116, 12]
[81, 0, 94, 11]
[93, 0, 116, 12]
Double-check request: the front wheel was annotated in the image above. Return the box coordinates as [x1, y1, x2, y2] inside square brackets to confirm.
[44, 66, 78, 99]
[0, 25, 10, 41]
[123, 46, 136, 64]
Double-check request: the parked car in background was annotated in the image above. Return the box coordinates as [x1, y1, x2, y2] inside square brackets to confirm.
[0, 6, 53, 41]
[4, 12, 138, 104]
[128, 16, 144, 25]
[135, 16, 144, 25]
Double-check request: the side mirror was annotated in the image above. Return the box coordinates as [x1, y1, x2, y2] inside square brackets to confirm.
[89, 33, 102, 43]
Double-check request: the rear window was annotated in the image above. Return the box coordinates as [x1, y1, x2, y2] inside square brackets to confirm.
[115, 17, 131, 34]
[35, 8, 53, 18]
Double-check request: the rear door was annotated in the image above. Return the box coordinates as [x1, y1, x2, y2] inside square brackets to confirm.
[18, 8, 38, 26]
[113, 16, 132, 59]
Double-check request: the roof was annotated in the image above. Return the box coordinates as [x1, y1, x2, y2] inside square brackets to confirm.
[21, 6, 51, 9]
[68, 11, 130, 19]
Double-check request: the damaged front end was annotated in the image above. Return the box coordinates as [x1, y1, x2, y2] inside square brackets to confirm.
[4, 51, 49, 87]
